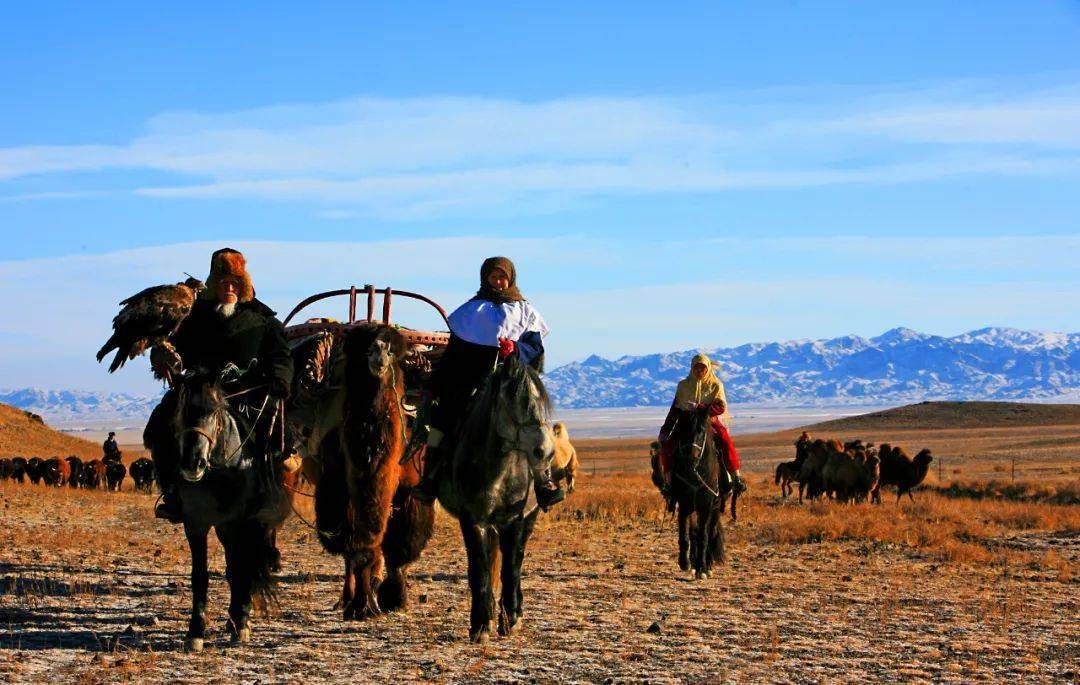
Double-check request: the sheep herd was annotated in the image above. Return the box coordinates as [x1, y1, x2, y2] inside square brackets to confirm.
[775, 433, 934, 504]
[0, 454, 156, 493]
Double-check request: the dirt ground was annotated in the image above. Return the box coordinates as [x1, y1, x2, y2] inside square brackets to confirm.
[1, 425, 1078, 683]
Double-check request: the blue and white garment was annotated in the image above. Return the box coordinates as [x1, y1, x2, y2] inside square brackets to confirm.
[447, 299, 549, 366]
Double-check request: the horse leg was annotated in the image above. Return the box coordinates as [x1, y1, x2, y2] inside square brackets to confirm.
[218, 526, 254, 643]
[677, 503, 691, 572]
[184, 525, 209, 653]
[498, 513, 536, 636]
[693, 502, 711, 579]
[460, 519, 496, 643]
[266, 527, 282, 573]
[710, 503, 726, 565]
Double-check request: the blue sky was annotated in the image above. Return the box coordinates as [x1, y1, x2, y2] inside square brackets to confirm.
[1, 2, 1078, 394]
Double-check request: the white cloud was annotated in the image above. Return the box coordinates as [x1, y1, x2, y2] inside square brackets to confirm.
[3, 83, 1080, 217]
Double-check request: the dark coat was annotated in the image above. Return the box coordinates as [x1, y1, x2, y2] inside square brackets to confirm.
[171, 298, 293, 396]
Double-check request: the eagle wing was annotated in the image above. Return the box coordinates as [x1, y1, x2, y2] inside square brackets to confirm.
[96, 283, 197, 373]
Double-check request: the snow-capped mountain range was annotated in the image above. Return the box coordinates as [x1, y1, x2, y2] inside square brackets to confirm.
[545, 327, 1079, 408]
[0, 388, 161, 425]
[2, 327, 1077, 419]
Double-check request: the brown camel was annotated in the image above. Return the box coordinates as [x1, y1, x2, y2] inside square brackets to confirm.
[314, 324, 435, 619]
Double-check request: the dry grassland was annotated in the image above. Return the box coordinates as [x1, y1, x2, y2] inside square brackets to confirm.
[0, 421, 1077, 683]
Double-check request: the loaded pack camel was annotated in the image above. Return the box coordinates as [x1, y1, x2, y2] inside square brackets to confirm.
[309, 324, 434, 619]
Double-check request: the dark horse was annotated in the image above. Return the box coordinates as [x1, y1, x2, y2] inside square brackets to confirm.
[313, 324, 435, 620]
[669, 406, 726, 579]
[434, 354, 554, 643]
[146, 370, 291, 652]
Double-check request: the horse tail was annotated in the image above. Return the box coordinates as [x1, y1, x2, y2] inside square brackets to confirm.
[234, 522, 279, 611]
[775, 463, 783, 485]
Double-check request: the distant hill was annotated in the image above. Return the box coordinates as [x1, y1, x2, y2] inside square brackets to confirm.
[0, 401, 103, 459]
[546, 326, 1079, 408]
[799, 401, 1080, 433]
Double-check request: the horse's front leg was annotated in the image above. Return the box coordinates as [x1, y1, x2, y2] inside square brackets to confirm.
[498, 513, 537, 636]
[677, 504, 691, 572]
[219, 526, 254, 643]
[460, 520, 496, 643]
[693, 503, 711, 579]
[184, 525, 209, 653]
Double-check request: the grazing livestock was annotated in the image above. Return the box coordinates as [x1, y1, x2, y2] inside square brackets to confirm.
[775, 432, 813, 498]
[26, 457, 43, 484]
[774, 461, 801, 498]
[549, 422, 579, 493]
[797, 439, 840, 502]
[42, 457, 71, 486]
[66, 456, 84, 488]
[81, 459, 106, 489]
[873, 446, 934, 504]
[105, 461, 127, 491]
[822, 449, 880, 503]
[129, 457, 156, 492]
[9, 457, 27, 484]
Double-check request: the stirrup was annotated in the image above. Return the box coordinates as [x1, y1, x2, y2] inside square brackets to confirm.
[535, 482, 566, 511]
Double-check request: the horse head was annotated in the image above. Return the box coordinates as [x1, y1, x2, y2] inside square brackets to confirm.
[487, 356, 554, 467]
[174, 370, 241, 483]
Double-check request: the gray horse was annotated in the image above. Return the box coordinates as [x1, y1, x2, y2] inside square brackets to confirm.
[148, 370, 291, 652]
[434, 354, 555, 643]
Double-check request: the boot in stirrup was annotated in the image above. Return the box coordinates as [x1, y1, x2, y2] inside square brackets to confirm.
[534, 467, 566, 511]
[154, 485, 184, 523]
[412, 446, 443, 503]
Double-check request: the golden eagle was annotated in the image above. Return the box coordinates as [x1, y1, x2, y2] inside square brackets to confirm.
[96, 277, 204, 375]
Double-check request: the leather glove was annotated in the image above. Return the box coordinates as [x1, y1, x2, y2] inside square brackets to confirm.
[498, 338, 516, 359]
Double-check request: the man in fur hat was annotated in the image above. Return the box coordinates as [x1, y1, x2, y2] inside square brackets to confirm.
[146, 248, 294, 522]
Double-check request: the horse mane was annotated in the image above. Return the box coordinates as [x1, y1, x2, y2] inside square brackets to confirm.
[458, 356, 551, 454]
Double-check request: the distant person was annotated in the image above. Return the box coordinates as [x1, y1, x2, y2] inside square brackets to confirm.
[144, 247, 294, 523]
[102, 432, 122, 463]
[657, 354, 746, 503]
[411, 256, 565, 510]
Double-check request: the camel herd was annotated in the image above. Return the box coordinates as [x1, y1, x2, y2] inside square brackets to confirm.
[0, 454, 156, 492]
[775, 433, 934, 504]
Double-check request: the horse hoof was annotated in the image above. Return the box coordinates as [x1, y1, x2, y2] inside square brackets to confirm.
[700, 571, 711, 580]
[184, 637, 204, 653]
[232, 627, 251, 644]
[470, 627, 491, 644]
[498, 614, 521, 636]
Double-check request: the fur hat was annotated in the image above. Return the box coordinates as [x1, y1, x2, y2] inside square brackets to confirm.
[202, 248, 254, 302]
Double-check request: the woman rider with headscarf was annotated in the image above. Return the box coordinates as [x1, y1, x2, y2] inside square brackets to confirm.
[412, 257, 566, 510]
[657, 353, 746, 502]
